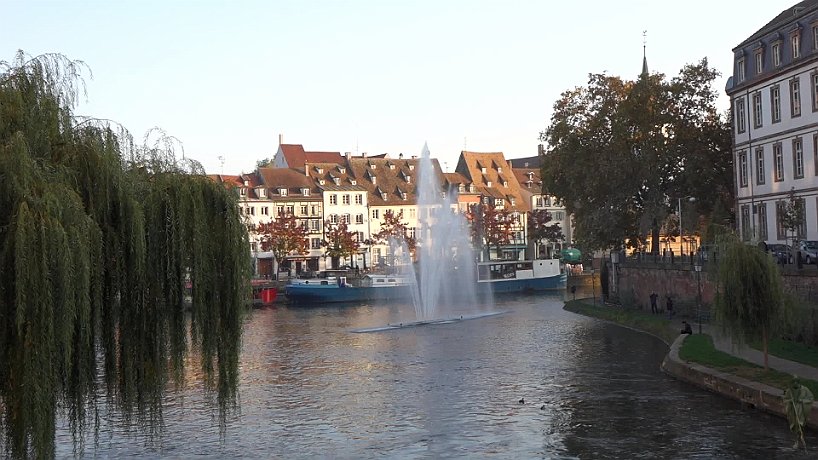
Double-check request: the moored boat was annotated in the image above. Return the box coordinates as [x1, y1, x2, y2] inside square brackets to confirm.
[285, 273, 415, 304]
[476, 259, 565, 293]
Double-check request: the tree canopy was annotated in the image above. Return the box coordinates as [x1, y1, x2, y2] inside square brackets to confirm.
[322, 221, 360, 267]
[0, 51, 250, 458]
[540, 59, 733, 252]
[527, 209, 564, 253]
[372, 210, 416, 260]
[257, 212, 309, 263]
[466, 202, 514, 260]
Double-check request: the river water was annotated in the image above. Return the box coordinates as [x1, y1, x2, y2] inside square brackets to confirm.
[57, 293, 817, 458]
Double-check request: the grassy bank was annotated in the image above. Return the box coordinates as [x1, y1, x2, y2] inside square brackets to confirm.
[564, 299, 818, 395]
[680, 334, 818, 396]
[563, 300, 678, 344]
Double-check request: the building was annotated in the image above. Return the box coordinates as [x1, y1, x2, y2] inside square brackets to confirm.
[454, 151, 529, 260]
[728, 0, 818, 244]
[512, 166, 572, 258]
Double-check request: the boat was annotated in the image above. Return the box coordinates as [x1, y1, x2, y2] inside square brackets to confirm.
[476, 259, 566, 293]
[251, 279, 278, 306]
[285, 272, 415, 304]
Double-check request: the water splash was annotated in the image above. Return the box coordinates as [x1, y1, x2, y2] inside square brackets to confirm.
[411, 143, 494, 320]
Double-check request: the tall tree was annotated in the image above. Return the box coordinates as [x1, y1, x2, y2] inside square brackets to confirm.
[714, 234, 794, 369]
[322, 221, 360, 268]
[527, 209, 564, 257]
[256, 213, 309, 272]
[0, 52, 250, 458]
[372, 210, 416, 263]
[780, 188, 805, 260]
[540, 59, 733, 252]
[466, 202, 514, 260]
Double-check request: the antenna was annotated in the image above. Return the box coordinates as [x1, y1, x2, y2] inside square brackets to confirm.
[464, 137, 467, 151]
[642, 30, 647, 57]
[218, 155, 225, 174]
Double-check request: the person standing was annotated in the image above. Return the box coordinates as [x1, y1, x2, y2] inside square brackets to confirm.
[666, 296, 674, 319]
[649, 292, 658, 314]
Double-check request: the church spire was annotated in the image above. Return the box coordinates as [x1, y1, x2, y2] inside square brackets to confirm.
[641, 30, 649, 77]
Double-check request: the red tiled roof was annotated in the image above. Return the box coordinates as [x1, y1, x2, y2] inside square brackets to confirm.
[279, 144, 344, 167]
[455, 151, 529, 212]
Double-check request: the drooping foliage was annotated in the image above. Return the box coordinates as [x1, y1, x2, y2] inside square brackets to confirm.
[0, 51, 250, 458]
[713, 234, 793, 369]
[540, 59, 733, 252]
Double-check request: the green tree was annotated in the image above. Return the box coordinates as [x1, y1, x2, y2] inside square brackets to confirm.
[0, 52, 250, 458]
[527, 209, 564, 257]
[539, 59, 733, 253]
[780, 188, 805, 261]
[322, 221, 360, 268]
[256, 213, 309, 274]
[466, 202, 514, 260]
[713, 234, 794, 370]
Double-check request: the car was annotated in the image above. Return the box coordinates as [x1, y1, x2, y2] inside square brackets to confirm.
[799, 240, 818, 264]
[767, 243, 793, 264]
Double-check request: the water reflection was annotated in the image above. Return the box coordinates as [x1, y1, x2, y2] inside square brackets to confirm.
[56, 294, 816, 458]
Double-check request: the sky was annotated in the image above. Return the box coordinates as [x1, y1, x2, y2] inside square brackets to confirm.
[1, 0, 792, 174]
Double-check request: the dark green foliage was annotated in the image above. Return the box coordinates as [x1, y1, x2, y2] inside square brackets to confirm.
[713, 234, 794, 369]
[0, 51, 250, 458]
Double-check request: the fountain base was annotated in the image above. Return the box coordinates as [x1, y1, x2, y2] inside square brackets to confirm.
[351, 310, 508, 333]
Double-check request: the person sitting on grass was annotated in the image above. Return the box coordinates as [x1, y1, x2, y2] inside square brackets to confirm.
[680, 321, 692, 335]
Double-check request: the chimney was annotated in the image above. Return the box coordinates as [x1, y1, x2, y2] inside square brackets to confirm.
[362, 152, 368, 158]
[304, 162, 310, 176]
[279, 133, 284, 146]
[399, 153, 404, 159]
[345, 152, 351, 161]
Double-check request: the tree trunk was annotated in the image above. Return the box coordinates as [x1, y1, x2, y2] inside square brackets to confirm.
[762, 325, 769, 370]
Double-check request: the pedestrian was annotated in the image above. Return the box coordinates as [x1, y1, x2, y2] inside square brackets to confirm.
[666, 296, 674, 319]
[680, 321, 692, 335]
[649, 292, 658, 314]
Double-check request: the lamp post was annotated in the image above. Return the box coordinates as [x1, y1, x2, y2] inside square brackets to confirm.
[694, 262, 702, 334]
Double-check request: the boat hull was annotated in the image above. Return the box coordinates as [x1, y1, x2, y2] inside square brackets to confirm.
[478, 273, 566, 294]
[285, 284, 414, 304]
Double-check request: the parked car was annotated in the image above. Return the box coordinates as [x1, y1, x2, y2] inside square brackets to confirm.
[799, 240, 818, 264]
[767, 243, 793, 264]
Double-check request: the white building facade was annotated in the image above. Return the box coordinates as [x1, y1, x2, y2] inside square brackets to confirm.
[729, 1, 818, 244]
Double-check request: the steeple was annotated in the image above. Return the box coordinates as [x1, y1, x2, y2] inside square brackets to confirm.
[641, 30, 649, 78]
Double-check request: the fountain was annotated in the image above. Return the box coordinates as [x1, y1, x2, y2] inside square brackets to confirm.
[353, 144, 502, 333]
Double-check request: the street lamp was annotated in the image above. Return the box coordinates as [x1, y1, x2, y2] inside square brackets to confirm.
[694, 262, 703, 334]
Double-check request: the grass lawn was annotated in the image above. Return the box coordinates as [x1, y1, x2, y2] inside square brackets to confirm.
[680, 334, 818, 397]
[563, 300, 678, 344]
[749, 338, 818, 368]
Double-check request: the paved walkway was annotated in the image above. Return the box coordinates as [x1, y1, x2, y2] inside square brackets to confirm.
[699, 324, 818, 382]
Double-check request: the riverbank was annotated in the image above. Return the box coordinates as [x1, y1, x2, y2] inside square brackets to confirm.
[564, 299, 818, 432]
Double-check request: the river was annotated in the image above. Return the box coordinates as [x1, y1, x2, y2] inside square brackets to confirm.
[56, 293, 817, 458]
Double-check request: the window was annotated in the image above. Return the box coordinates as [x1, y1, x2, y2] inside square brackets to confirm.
[736, 57, 746, 82]
[735, 98, 746, 133]
[355, 214, 364, 224]
[311, 205, 319, 216]
[276, 205, 284, 216]
[258, 188, 267, 198]
[240, 188, 247, 196]
[357, 231, 365, 242]
[372, 209, 379, 219]
[813, 25, 818, 51]
[553, 211, 565, 220]
[279, 188, 287, 197]
[758, 203, 768, 241]
[755, 50, 763, 74]
[286, 205, 294, 215]
[752, 92, 763, 128]
[261, 206, 269, 216]
[815, 134, 818, 176]
[342, 194, 350, 205]
[791, 77, 802, 117]
[741, 205, 751, 241]
[774, 143, 784, 182]
[738, 151, 748, 187]
[797, 198, 807, 238]
[772, 42, 782, 67]
[329, 214, 338, 224]
[247, 207, 255, 216]
[812, 73, 818, 112]
[535, 196, 544, 208]
[792, 31, 801, 59]
[794, 137, 805, 179]
[771, 85, 781, 123]
[310, 220, 320, 231]
[329, 194, 337, 205]
[343, 214, 351, 224]
[756, 147, 765, 185]
[776, 201, 786, 239]
[409, 208, 416, 219]
[494, 198, 503, 206]
[300, 205, 308, 215]
[355, 194, 363, 205]
[311, 238, 321, 249]
[302, 188, 310, 196]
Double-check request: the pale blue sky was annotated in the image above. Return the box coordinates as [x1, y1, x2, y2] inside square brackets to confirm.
[2, 0, 789, 174]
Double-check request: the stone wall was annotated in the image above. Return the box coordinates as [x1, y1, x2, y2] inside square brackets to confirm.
[662, 334, 818, 431]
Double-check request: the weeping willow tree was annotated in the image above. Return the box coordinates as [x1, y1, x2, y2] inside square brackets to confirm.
[713, 233, 794, 370]
[0, 51, 250, 458]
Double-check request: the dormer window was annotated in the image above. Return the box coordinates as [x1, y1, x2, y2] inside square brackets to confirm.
[480, 167, 487, 174]
[409, 164, 415, 170]
[381, 192, 388, 201]
[338, 166, 346, 173]
[754, 49, 763, 75]
[316, 167, 324, 174]
[350, 179, 357, 185]
[486, 181, 492, 187]
[772, 41, 782, 67]
[279, 188, 288, 196]
[527, 172, 534, 180]
[302, 188, 310, 196]
[389, 163, 395, 170]
[257, 188, 267, 198]
[469, 184, 475, 193]
[240, 187, 247, 196]
[243, 180, 249, 186]
[497, 166, 502, 173]
[406, 175, 411, 184]
[319, 179, 325, 185]
[792, 29, 801, 59]
[503, 181, 508, 187]
[369, 162, 376, 169]
[510, 197, 516, 206]
[333, 177, 340, 185]
[458, 184, 465, 193]
[401, 192, 407, 200]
